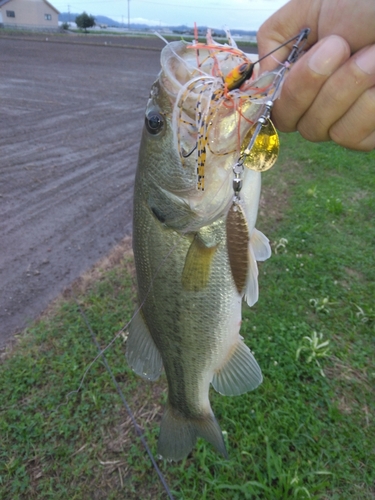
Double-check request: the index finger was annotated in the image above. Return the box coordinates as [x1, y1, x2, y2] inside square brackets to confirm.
[257, 0, 320, 73]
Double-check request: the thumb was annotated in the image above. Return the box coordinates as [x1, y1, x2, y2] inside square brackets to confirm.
[256, 0, 320, 73]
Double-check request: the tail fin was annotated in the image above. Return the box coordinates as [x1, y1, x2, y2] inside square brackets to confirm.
[157, 403, 228, 461]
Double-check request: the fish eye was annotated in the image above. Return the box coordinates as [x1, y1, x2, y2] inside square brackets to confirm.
[145, 112, 164, 135]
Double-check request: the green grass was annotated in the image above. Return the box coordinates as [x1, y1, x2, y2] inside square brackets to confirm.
[0, 29, 257, 52]
[1, 134, 374, 499]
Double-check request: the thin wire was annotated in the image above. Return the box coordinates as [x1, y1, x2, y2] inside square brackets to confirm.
[74, 296, 175, 500]
[255, 32, 304, 65]
[68, 0, 275, 11]
[60, 234, 181, 404]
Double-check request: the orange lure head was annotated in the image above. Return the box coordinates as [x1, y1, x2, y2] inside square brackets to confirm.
[224, 61, 254, 91]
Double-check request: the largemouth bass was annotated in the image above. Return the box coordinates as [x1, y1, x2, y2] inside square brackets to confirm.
[126, 30, 308, 461]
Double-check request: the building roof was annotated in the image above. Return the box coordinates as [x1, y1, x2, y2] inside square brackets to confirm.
[0, 0, 59, 14]
[44, 0, 59, 14]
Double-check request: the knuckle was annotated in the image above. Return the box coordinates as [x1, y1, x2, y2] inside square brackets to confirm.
[273, 119, 296, 134]
[319, 83, 346, 110]
[329, 125, 352, 148]
[364, 86, 375, 110]
[358, 130, 375, 151]
[273, 82, 309, 132]
[297, 115, 329, 142]
[330, 86, 375, 150]
[256, 24, 268, 42]
[271, 106, 297, 133]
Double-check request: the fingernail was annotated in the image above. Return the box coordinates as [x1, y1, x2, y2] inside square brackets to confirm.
[308, 36, 348, 76]
[356, 46, 375, 75]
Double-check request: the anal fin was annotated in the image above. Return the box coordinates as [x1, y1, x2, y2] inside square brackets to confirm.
[125, 310, 163, 381]
[212, 339, 262, 395]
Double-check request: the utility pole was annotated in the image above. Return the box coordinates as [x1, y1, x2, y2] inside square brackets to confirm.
[127, 0, 130, 31]
[68, 4, 70, 23]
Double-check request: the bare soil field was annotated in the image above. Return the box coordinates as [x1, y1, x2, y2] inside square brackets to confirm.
[0, 35, 164, 347]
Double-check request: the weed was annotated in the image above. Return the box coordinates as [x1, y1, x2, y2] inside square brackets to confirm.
[296, 331, 331, 377]
[309, 297, 336, 314]
[272, 237, 289, 254]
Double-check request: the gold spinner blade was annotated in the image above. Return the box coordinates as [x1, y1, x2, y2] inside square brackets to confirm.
[240, 119, 279, 173]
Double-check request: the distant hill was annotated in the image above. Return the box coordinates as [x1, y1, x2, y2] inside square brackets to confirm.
[58, 13, 257, 36]
[59, 13, 121, 27]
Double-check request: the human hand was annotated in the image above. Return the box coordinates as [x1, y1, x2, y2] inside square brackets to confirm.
[257, 0, 375, 151]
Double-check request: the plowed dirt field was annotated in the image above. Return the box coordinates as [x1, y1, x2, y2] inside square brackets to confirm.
[0, 34, 165, 347]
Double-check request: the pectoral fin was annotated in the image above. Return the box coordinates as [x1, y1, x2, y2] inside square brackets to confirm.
[244, 245, 259, 307]
[212, 338, 263, 396]
[251, 228, 271, 261]
[126, 310, 163, 381]
[181, 236, 218, 291]
[244, 229, 271, 307]
[226, 202, 250, 294]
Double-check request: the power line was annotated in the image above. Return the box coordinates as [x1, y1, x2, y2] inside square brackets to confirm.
[136, 0, 276, 10]
[64, 0, 277, 11]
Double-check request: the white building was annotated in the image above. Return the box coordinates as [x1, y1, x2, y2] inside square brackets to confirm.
[0, 0, 59, 30]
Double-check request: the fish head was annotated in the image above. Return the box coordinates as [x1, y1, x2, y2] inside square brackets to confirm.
[137, 39, 276, 232]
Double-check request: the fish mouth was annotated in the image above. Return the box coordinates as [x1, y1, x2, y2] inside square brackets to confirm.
[157, 40, 271, 196]
[143, 38, 266, 227]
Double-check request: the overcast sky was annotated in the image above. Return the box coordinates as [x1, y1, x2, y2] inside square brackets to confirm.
[53, 0, 290, 30]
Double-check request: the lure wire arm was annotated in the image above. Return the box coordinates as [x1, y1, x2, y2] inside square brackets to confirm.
[255, 28, 310, 68]
[236, 27, 310, 183]
[232, 161, 244, 204]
